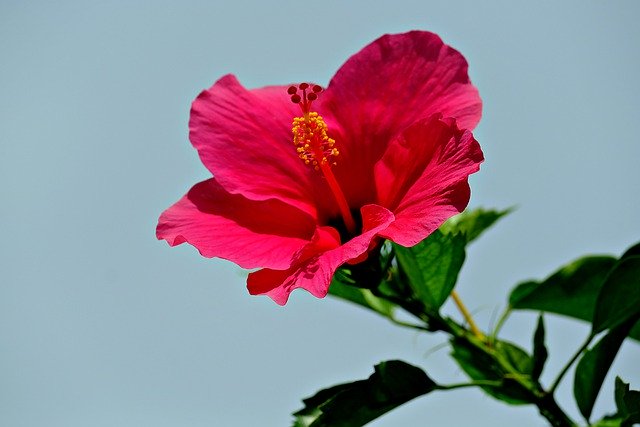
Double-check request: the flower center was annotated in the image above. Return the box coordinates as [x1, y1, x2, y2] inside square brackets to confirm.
[288, 83, 356, 235]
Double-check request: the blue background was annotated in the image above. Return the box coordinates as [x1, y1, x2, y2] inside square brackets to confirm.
[1, 1, 639, 426]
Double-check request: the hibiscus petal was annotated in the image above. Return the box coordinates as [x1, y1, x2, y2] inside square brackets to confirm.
[319, 31, 482, 204]
[324, 30, 482, 134]
[156, 178, 315, 270]
[189, 74, 330, 217]
[246, 204, 395, 305]
[375, 115, 483, 247]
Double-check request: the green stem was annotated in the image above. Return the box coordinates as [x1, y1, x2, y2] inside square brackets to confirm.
[388, 317, 430, 332]
[537, 392, 578, 427]
[549, 332, 594, 394]
[490, 306, 512, 342]
[372, 271, 577, 426]
[375, 289, 577, 427]
[436, 380, 503, 391]
[449, 321, 578, 427]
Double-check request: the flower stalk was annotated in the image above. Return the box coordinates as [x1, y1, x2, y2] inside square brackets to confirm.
[450, 290, 484, 339]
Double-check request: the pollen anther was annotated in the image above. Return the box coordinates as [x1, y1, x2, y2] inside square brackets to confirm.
[286, 83, 355, 234]
[288, 83, 340, 170]
[292, 112, 338, 170]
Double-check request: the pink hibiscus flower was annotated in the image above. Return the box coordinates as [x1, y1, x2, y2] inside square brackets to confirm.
[157, 31, 484, 305]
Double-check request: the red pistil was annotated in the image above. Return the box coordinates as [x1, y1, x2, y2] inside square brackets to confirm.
[288, 83, 357, 234]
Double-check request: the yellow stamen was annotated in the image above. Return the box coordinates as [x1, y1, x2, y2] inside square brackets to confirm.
[288, 83, 356, 235]
[292, 112, 339, 169]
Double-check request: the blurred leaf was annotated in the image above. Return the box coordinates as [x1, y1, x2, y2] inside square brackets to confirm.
[574, 317, 639, 421]
[589, 416, 626, 427]
[329, 271, 396, 319]
[532, 315, 548, 381]
[440, 207, 514, 243]
[624, 243, 640, 342]
[509, 241, 640, 342]
[450, 338, 535, 405]
[293, 383, 356, 427]
[292, 360, 436, 427]
[498, 340, 534, 377]
[615, 377, 640, 425]
[592, 255, 640, 334]
[393, 230, 466, 310]
[622, 242, 640, 259]
[509, 256, 617, 321]
[585, 378, 640, 427]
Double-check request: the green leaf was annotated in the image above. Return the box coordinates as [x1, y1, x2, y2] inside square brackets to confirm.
[498, 340, 535, 378]
[292, 360, 436, 427]
[532, 315, 548, 381]
[450, 338, 535, 405]
[440, 207, 514, 243]
[622, 242, 640, 259]
[393, 230, 466, 310]
[574, 317, 639, 421]
[509, 241, 640, 342]
[293, 383, 356, 427]
[615, 377, 640, 425]
[588, 416, 626, 427]
[625, 245, 640, 342]
[329, 270, 396, 319]
[592, 255, 640, 334]
[509, 255, 617, 322]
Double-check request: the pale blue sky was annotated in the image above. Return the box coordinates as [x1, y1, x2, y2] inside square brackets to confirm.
[1, 1, 639, 426]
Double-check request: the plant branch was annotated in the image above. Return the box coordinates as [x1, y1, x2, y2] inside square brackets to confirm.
[374, 273, 577, 426]
[490, 306, 512, 342]
[436, 380, 503, 391]
[451, 290, 485, 339]
[377, 291, 576, 427]
[388, 317, 431, 332]
[549, 332, 594, 394]
[454, 326, 577, 427]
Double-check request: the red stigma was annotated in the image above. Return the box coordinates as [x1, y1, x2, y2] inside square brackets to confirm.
[286, 83, 324, 112]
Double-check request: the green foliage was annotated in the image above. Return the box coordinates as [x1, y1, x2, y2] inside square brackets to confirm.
[329, 269, 396, 319]
[292, 360, 436, 427]
[318, 209, 638, 427]
[391, 207, 512, 311]
[532, 315, 548, 381]
[440, 207, 514, 243]
[574, 317, 640, 421]
[622, 242, 640, 258]
[591, 378, 640, 426]
[327, 241, 412, 323]
[394, 230, 466, 310]
[508, 241, 640, 422]
[589, 417, 628, 427]
[293, 383, 355, 427]
[329, 207, 513, 317]
[450, 337, 536, 405]
[509, 244, 640, 342]
[615, 377, 640, 426]
[592, 255, 640, 334]
[509, 256, 617, 323]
